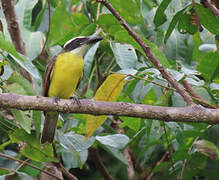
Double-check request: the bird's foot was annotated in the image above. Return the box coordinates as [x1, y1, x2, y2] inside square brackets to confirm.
[70, 95, 81, 107]
[53, 96, 60, 104]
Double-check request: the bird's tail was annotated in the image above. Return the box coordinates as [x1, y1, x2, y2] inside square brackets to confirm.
[41, 111, 59, 144]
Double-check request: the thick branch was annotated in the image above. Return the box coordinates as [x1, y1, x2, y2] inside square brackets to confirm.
[0, 93, 219, 123]
[96, 0, 194, 106]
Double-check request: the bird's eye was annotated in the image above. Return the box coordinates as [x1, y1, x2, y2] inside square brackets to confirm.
[74, 39, 80, 43]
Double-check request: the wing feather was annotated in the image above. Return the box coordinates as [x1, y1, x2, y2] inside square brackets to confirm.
[42, 56, 57, 97]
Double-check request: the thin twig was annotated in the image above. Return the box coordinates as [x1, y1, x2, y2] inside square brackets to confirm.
[180, 136, 199, 180]
[192, 0, 203, 32]
[57, 163, 78, 180]
[0, 167, 16, 173]
[162, 122, 177, 179]
[104, 58, 115, 75]
[15, 158, 30, 171]
[180, 124, 212, 179]
[96, 2, 101, 20]
[146, 151, 170, 180]
[89, 148, 113, 180]
[112, 119, 136, 180]
[96, 0, 194, 106]
[113, 72, 175, 91]
[0, 152, 62, 180]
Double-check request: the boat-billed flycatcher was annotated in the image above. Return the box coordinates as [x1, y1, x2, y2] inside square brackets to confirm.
[41, 35, 103, 144]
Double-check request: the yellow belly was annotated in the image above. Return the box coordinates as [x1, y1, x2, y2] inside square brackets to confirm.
[48, 52, 84, 99]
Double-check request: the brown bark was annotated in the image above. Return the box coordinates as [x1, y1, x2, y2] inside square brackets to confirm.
[0, 93, 219, 123]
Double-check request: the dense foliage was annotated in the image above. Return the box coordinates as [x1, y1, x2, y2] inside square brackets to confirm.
[0, 0, 218, 179]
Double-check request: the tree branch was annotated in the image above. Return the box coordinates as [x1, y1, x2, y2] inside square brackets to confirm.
[96, 0, 194, 106]
[182, 80, 216, 109]
[201, 0, 219, 18]
[89, 148, 113, 180]
[116, 121, 136, 180]
[0, 93, 219, 123]
[1, 0, 33, 84]
[0, 152, 62, 180]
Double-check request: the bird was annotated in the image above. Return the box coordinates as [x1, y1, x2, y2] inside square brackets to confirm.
[41, 35, 103, 144]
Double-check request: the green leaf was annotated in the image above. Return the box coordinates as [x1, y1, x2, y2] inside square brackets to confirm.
[110, 42, 138, 69]
[22, 0, 39, 29]
[120, 116, 141, 131]
[193, 33, 219, 82]
[0, 32, 24, 62]
[9, 54, 41, 80]
[172, 149, 191, 161]
[10, 129, 57, 162]
[80, 23, 97, 36]
[177, 12, 198, 34]
[23, 30, 44, 60]
[31, 0, 47, 30]
[123, 78, 141, 97]
[11, 109, 32, 134]
[164, 7, 187, 43]
[48, 1, 75, 46]
[20, 160, 41, 178]
[164, 30, 193, 63]
[108, 0, 141, 24]
[142, 88, 157, 105]
[114, 31, 170, 68]
[195, 140, 219, 160]
[71, 13, 89, 25]
[6, 80, 32, 133]
[83, 41, 101, 80]
[172, 91, 187, 107]
[97, 14, 121, 32]
[62, 150, 88, 169]
[96, 134, 129, 149]
[104, 146, 128, 165]
[192, 87, 212, 104]
[152, 162, 170, 174]
[32, 111, 41, 139]
[196, 4, 219, 34]
[58, 132, 95, 168]
[58, 132, 95, 152]
[154, 0, 172, 27]
[197, 52, 219, 82]
[7, 72, 36, 96]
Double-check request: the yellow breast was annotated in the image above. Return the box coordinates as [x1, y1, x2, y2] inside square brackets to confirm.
[48, 52, 84, 99]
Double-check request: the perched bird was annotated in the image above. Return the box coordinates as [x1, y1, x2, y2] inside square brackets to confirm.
[41, 35, 103, 144]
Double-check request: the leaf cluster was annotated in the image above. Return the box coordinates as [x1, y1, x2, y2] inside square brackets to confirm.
[0, 0, 218, 179]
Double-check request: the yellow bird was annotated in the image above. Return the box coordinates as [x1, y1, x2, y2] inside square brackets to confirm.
[41, 35, 103, 144]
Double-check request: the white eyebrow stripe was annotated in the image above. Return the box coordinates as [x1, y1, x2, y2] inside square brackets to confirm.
[64, 36, 86, 47]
